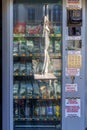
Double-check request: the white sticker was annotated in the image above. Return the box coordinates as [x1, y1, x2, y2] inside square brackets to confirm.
[65, 98, 81, 117]
[66, 68, 80, 76]
[65, 84, 78, 92]
[66, 0, 82, 8]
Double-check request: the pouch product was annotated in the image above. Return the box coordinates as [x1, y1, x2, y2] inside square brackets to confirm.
[13, 82, 19, 96]
[40, 82, 47, 99]
[54, 40, 61, 53]
[20, 63, 26, 75]
[40, 103, 46, 118]
[13, 42, 19, 56]
[26, 40, 34, 54]
[14, 63, 20, 75]
[47, 105, 53, 116]
[19, 99, 26, 118]
[19, 41, 26, 56]
[25, 100, 30, 118]
[19, 82, 26, 97]
[26, 82, 33, 97]
[54, 104, 60, 119]
[26, 63, 33, 75]
[32, 60, 39, 74]
[34, 102, 40, 117]
[33, 82, 40, 98]
[54, 26, 61, 35]
[14, 99, 19, 118]
[14, 22, 26, 34]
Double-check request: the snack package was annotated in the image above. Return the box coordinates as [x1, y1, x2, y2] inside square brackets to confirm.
[20, 63, 26, 76]
[13, 82, 19, 96]
[13, 63, 20, 75]
[40, 82, 47, 99]
[48, 80, 55, 99]
[14, 99, 19, 118]
[19, 99, 26, 118]
[33, 102, 40, 118]
[13, 41, 19, 56]
[26, 40, 34, 55]
[53, 104, 60, 120]
[47, 104, 53, 117]
[19, 41, 26, 56]
[53, 26, 61, 35]
[40, 103, 46, 119]
[14, 22, 26, 34]
[26, 63, 33, 75]
[26, 82, 33, 97]
[54, 40, 61, 53]
[39, 81, 50, 99]
[33, 39, 40, 53]
[54, 80, 61, 98]
[32, 60, 39, 74]
[19, 82, 26, 97]
[33, 82, 40, 98]
[26, 25, 41, 36]
[25, 100, 30, 118]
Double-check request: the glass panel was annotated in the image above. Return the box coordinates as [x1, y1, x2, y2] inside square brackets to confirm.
[13, 1, 62, 130]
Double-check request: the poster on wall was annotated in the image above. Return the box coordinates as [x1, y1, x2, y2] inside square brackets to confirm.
[65, 84, 78, 92]
[66, 0, 82, 8]
[65, 98, 81, 117]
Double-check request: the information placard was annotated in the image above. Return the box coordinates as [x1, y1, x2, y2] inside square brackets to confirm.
[66, 0, 82, 8]
[65, 84, 78, 92]
[66, 68, 80, 76]
[65, 98, 81, 117]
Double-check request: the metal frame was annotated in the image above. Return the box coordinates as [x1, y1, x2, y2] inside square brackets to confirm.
[2, 0, 13, 130]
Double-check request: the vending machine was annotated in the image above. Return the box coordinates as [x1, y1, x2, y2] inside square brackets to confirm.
[3, 0, 86, 130]
[12, 0, 62, 130]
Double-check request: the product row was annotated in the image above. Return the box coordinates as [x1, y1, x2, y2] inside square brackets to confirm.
[13, 80, 61, 99]
[13, 39, 61, 56]
[14, 99, 61, 121]
[14, 59, 61, 76]
[13, 23, 61, 37]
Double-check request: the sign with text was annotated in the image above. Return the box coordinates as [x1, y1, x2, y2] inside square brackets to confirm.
[65, 84, 78, 92]
[65, 98, 81, 117]
[66, 0, 82, 8]
[66, 68, 80, 76]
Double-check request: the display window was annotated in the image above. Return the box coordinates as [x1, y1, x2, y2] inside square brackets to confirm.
[13, 0, 62, 130]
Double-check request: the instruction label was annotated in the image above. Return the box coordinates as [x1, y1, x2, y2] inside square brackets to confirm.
[65, 98, 81, 117]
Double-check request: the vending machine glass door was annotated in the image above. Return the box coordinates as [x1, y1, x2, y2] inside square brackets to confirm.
[13, 0, 62, 130]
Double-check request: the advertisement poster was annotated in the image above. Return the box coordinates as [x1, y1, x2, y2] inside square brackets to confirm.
[66, 0, 82, 8]
[65, 68, 80, 76]
[65, 84, 78, 92]
[67, 51, 82, 69]
[65, 98, 81, 117]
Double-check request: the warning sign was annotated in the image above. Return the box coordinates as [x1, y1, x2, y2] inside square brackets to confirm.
[66, 0, 82, 8]
[65, 98, 81, 117]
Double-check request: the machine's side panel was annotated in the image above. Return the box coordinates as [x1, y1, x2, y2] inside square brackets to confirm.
[62, 0, 85, 130]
